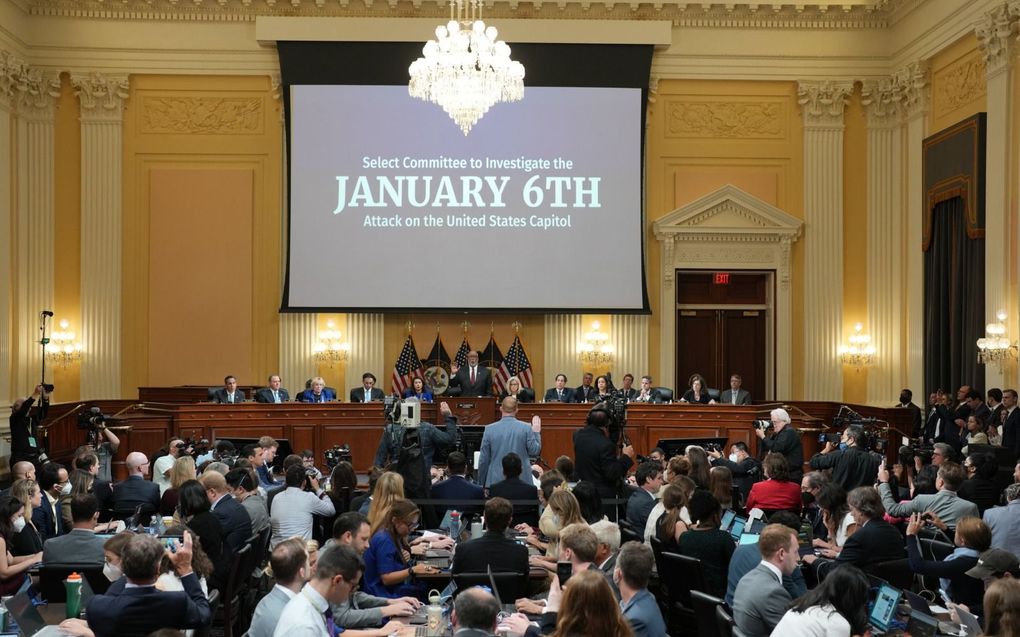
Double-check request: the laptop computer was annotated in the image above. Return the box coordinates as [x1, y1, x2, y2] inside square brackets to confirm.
[721, 510, 736, 533]
[4, 590, 80, 637]
[906, 610, 939, 637]
[737, 533, 760, 545]
[868, 583, 901, 635]
[487, 565, 518, 614]
[728, 515, 747, 541]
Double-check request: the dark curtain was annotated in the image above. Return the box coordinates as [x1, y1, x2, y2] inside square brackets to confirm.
[923, 196, 985, 396]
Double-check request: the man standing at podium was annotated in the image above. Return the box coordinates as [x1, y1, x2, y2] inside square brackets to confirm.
[449, 351, 492, 397]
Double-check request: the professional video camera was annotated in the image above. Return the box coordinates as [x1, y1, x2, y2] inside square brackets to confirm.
[180, 436, 210, 460]
[818, 432, 842, 445]
[324, 444, 353, 471]
[831, 405, 888, 454]
[752, 419, 774, 433]
[595, 373, 629, 445]
[77, 406, 107, 432]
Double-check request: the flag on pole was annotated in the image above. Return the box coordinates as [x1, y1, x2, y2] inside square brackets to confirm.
[480, 335, 505, 395]
[421, 333, 452, 395]
[498, 335, 534, 389]
[421, 334, 451, 372]
[391, 336, 424, 395]
[454, 338, 472, 368]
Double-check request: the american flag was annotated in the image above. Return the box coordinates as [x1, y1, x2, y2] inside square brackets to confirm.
[454, 338, 472, 368]
[480, 335, 505, 395]
[391, 336, 424, 395]
[497, 335, 534, 389]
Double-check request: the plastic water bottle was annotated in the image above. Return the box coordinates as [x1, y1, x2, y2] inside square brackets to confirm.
[65, 572, 82, 618]
[448, 511, 461, 544]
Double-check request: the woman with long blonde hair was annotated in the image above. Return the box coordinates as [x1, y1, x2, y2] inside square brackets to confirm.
[161, 455, 197, 516]
[367, 471, 405, 534]
[537, 488, 586, 560]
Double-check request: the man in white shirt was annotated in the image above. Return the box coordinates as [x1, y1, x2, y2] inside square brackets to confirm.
[270, 465, 336, 548]
[731, 524, 800, 637]
[153, 438, 184, 495]
[273, 544, 364, 637]
[248, 538, 309, 637]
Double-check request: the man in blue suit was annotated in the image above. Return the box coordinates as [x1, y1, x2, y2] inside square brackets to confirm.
[83, 532, 211, 637]
[33, 462, 67, 541]
[476, 397, 542, 488]
[199, 471, 252, 553]
[614, 542, 666, 637]
[430, 452, 484, 519]
[297, 376, 336, 402]
[111, 452, 160, 523]
[254, 374, 291, 403]
[543, 374, 575, 403]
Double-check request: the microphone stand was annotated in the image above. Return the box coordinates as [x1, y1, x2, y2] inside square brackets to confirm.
[39, 310, 53, 388]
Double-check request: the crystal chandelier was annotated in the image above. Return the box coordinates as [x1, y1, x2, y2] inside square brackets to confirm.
[578, 321, 614, 366]
[977, 310, 1017, 369]
[839, 323, 875, 370]
[408, 0, 525, 135]
[313, 320, 350, 367]
[45, 319, 82, 368]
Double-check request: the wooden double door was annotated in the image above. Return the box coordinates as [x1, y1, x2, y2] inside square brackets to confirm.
[675, 271, 770, 401]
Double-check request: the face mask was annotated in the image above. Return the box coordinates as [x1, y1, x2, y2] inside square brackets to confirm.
[60, 483, 72, 495]
[801, 492, 815, 506]
[728, 453, 740, 463]
[11, 517, 25, 533]
[103, 562, 122, 582]
[838, 442, 848, 451]
[552, 514, 561, 526]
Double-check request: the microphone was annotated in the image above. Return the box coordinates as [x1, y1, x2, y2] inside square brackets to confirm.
[41, 310, 53, 317]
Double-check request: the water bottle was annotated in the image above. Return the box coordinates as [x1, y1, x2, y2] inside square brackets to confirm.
[448, 511, 461, 544]
[65, 572, 82, 618]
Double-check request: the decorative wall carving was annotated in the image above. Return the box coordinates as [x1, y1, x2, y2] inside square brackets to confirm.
[933, 55, 986, 120]
[140, 96, 263, 134]
[797, 80, 853, 128]
[666, 101, 784, 139]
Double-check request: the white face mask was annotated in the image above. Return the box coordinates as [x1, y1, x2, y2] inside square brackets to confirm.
[60, 483, 72, 496]
[729, 453, 740, 463]
[103, 562, 122, 582]
[11, 517, 25, 533]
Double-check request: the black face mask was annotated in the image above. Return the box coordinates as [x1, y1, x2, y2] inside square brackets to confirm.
[801, 491, 816, 506]
[899, 393, 910, 405]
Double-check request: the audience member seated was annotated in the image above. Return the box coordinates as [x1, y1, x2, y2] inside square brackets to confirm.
[401, 377, 433, 403]
[429, 452, 483, 519]
[614, 542, 666, 637]
[726, 511, 806, 607]
[270, 465, 336, 548]
[328, 512, 417, 630]
[211, 375, 245, 404]
[646, 477, 694, 543]
[984, 483, 1020, 558]
[1, 462, 35, 496]
[709, 465, 735, 510]
[325, 461, 357, 519]
[257, 436, 284, 489]
[543, 374, 575, 403]
[675, 490, 734, 598]
[199, 471, 252, 554]
[744, 453, 801, 514]
[159, 456, 196, 518]
[590, 520, 620, 577]
[156, 527, 214, 610]
[363, 500, 436, 599]
[878, 461, 979, 528]
[488, 453, 540, 528]
[0, 495, 41, 595]
[685, 446, 712, 490]
[452, 587, 502, 637]
[679, 373, 714, 404]
[33, 462, 68, 541]
[810, 484, 856, 556]
[731, 523, 801, 637]
[962, 414, 990, 452]
[557, 523, 618, 597]
[804, 486, 906, 579]
[73, 452, 113, 519]
[366, 472, 406, 532]
[451, 497, 528, 584]
[771, 564, 870, 636]
[297, 376, 336, 403]
[43, 494, 105, 564]
[72, 533, 211, 637]
[99, 532, 131, 584]
[254, 374, 290, 403]
[958, 451, 1000, 516]
[533, 489, 586, 560]
[906, 513, 988, 611]
[982, 578, 1020, 637]
[272, 544, 364, 637]
[966, 548, 1020, 584]
[247, 538, 309, 637]
[10, 479, 43, 556]
[513, 569, 631, 637]
[226, 467, 270, 536]
[555, 456, 576, 485]
[572, 481, 607, 525]
[112, 452, 160, 523]
[176, 480, 226, 590]
[154, 439, 188, 496]
[500, 376, 533, 403]
[801, 470, 832, 541]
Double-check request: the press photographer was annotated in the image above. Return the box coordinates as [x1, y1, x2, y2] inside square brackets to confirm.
[9, 383, 51, 471]
[373, 398, 459, 499]
[76, 406, 121, 482]
[807, 425, 881, 491]
[707, 441, 761, 502]
[754, 408, 803, 481]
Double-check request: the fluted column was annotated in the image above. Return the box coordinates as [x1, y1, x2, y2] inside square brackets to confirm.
[610, 315, 649, 381]
[978, 5, 1016, 390]
[14, 68, 60, 398]
[0, 53, 17, 407]
[543, 315, 582, 391]
[72, 73, 129, 400]
[347, 314, 385, 391]
[861, 78, 904, 406]
[798, 80, 852, 400]
[279, 313, 317, 393]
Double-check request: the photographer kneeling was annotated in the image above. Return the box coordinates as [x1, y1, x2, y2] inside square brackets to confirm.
[808, 425, 881, 492]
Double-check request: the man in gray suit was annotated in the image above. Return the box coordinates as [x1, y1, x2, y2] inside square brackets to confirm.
[42, 494, 106, 564]
[983, 483, 1020, 558]
[878, 461, 978, 528]
[719, 374, 752, 406]
[615, 542, 666, 637]
[476, 397, 542, 488]
[732, 523, 800, 637]
[246, 538, 310, 637]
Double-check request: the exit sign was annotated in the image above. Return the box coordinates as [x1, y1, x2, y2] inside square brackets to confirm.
[714, 272, 730, 285]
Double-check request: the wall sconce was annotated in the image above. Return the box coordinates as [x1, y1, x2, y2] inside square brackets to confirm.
[839, 323, 875, 370]
[578, 320, 614, 366]
[977, 310, 1017, 370]
[46, 320, 82, 367]
[313, 320, 350, 367]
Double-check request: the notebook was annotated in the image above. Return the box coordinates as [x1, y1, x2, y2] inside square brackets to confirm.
[868, 583, 901, 635]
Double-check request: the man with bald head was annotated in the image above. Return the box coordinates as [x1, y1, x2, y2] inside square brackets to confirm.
[111, 452, 160, 522]
[476, 397, 542, 488]
[452, 586, 501, 637]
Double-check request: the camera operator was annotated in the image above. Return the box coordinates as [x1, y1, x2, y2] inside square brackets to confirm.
[269, 465, 335, 548]
[573, 405, 636, 517]
[755, 408, 804, 481]
[79, 417, 120, 483]
[708, 442, 761, 502]
[9, 384, 50, 471]
[807, 425, 881, 491]
[373, 400, 459, 498]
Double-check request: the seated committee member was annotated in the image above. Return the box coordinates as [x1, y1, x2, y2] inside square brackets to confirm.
[633, 376, 664, 404]
[619, 374, 639, 402]
[351, 373, 385, 403]
[544, 374, 575, 403]
[720, 374, 752, 405]
[255, 375, 290, 403]
[402, 377, 433, 403]
[500, 376, 533, 403]
[449, 351, 492, 397]
[211, 375, 245, 404]
[680, 373, 715, 405]
[574, 372, 597, 403]
[297, 377, 335, 403]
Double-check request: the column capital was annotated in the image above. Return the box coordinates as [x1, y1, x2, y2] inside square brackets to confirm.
[978, 3, 1017, 78]
[895, 60, 931, 119]
[71, 73, 130, 121]
[797, 80, 853, 128]
[0, 51, 59, 118]
[861, 78, 903, 128]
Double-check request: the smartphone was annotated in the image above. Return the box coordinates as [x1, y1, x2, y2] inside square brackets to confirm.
[165, 538, 177, 553]
[556, 561, 572, 587]
[939, 589, 952, 606]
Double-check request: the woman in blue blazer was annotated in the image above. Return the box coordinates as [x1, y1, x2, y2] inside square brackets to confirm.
[402, 377, 433, 403]
[297, 376, 336, 402]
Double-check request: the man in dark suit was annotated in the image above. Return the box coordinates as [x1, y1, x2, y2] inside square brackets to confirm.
[449, 351, 492, 397]
[487, 453, 539, 527]
[987, 388, 1005, 430]
[211, 375, 245, 404]
[573, 372, 597, 403]
[619, 374, 639, 402]
[896, 389, 923, 438]
[720, 374, 752, 406]
[350, 372, 385, 402]
[85, 532, 211, 637]
[573, 405, 635, 504]
[805, 486, 906, 580]
[625, 462, 662, 532]
[633, 376, 664, 404]
[451, 497, 528, 579]
[708, 442, 761, 502]
[451, 588, 502, 637]
[732, 524, 800, 637]
[1001, 389, 1019, 457]
[756, 407, 803, 481]
[32, 462, 67, 541]
[543, 373, 575, 403]
[199, 471, 252, 553]
[254, 374, 290, 403]
[430, 452, 484, 519]
[111, 452, 160, 522]
[43, 494, 106, 564]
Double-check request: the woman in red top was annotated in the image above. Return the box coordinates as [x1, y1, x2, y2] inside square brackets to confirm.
[745, 453, 802, 514]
